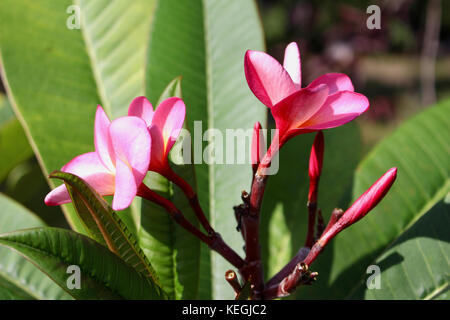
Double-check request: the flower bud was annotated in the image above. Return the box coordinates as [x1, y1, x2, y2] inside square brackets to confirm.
[251, 121, 265, 174]
[308, 131, 324, 203]
[320, 167, 397, 244]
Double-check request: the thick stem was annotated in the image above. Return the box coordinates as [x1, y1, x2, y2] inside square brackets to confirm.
[242, 141, 279, 296]
[225, 270, 242, 296]
[137, 184, 245, 269]
[304, 201, 317, 248]
[322, 208, 343, 235]
[266, 246, 310, 288]
[164, 168, 215, 235]
[263, 263, 318, 299]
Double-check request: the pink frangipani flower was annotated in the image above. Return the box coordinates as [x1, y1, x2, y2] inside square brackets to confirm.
[45, 106, 151, 211]
[244, 42, 369, 146]
[128, 96, 185, 175]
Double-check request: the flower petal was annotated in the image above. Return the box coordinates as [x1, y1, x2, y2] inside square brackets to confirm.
[45, 152, 115, 206]
[271, 85, 329, 141]
[152, 97, 185, 155]
[244, 50, 296, 108]
[307, 73, 354, 95]
[94, 106, 115, 171]
[109, 116, 151, 187]
[128, 96, 154, 126]
[148, 124, 167, 173]
[301, 91, 369, 130]
[283, 42, 301, 88]
[112, 158, 137, 211]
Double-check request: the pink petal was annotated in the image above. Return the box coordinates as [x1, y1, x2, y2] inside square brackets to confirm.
[283, 42, 301, 88]
[44, 185, 72, 206]
[128, 96, 154, 126]
[148, 124, 167, 173]
[271, 85, 329, 141]
[45, 152, 115, 206]
[109, 116, 151, 187]
[301, 91, 369, 130]
[152, 97, 185, 155]
[307, 73, 354, 95]
[244, 50, 297, 108]
[94, 106, 115, 171]
[112, 158, 137, 211]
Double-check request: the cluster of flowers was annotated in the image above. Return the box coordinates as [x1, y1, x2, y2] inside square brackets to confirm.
[45, 42, 396, 298]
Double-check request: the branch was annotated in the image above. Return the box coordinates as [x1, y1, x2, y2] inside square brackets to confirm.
[137, 184, 245, 269]
[266, 246, 310, 288]
[263, 262, 318, 299]
[164, 168, 215, 235]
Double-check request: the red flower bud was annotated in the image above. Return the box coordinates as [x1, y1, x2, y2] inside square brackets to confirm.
[320, 167, 397, 245]
[251, 121, 265, 174]
[308, 131, 324, 203]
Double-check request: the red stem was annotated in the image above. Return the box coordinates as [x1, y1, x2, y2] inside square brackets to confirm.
[265, 246, 310, 288]
[304, 201, 317, 248]
[137, 184, 245, 269]
[242, 140, 279, 296]
[163, 168, 215, 235]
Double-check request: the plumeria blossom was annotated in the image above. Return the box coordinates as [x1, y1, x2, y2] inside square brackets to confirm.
[244, 42, 369, 146]
[128, 96, 185, 175]
[45, 106, 151, 211]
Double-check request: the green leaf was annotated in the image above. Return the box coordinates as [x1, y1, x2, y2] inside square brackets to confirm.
[138, 77, 201, 300]
[0, 0, 156, 233]
[0, 193, 72, 300]
[0, 93, 33, 181]
[146, 0, 265, 299]
[0, 227, 167, 300]
[260, 124, 362, 299]
[319, 100, 450, 299]
[49, 171, 163, 289]
[350, 200, 450, 299]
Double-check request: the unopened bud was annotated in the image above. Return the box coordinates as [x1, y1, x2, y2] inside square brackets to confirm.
[308, 131, 324, 203]
[251, 121, 265, 174]
[321, 167, 397, 244]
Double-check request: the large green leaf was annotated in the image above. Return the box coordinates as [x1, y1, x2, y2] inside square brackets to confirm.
[0, 93, 33, 181]
[0, 0, 156, 233]
[49, 171, 162, 287]
[0, 227, 166, 299]
[316, 100, 450, 299]
[138, 77, 200, 300]
[259, 123, 362, 299]
[350, 200, 450, 299]
[0, 193, 72, 300]
[146, 0, 265, 299]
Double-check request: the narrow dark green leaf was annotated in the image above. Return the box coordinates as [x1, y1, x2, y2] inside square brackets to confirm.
[0, 227, 167, 300]
[49, 171, 163, 289]
[0, 193, 72, 300]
